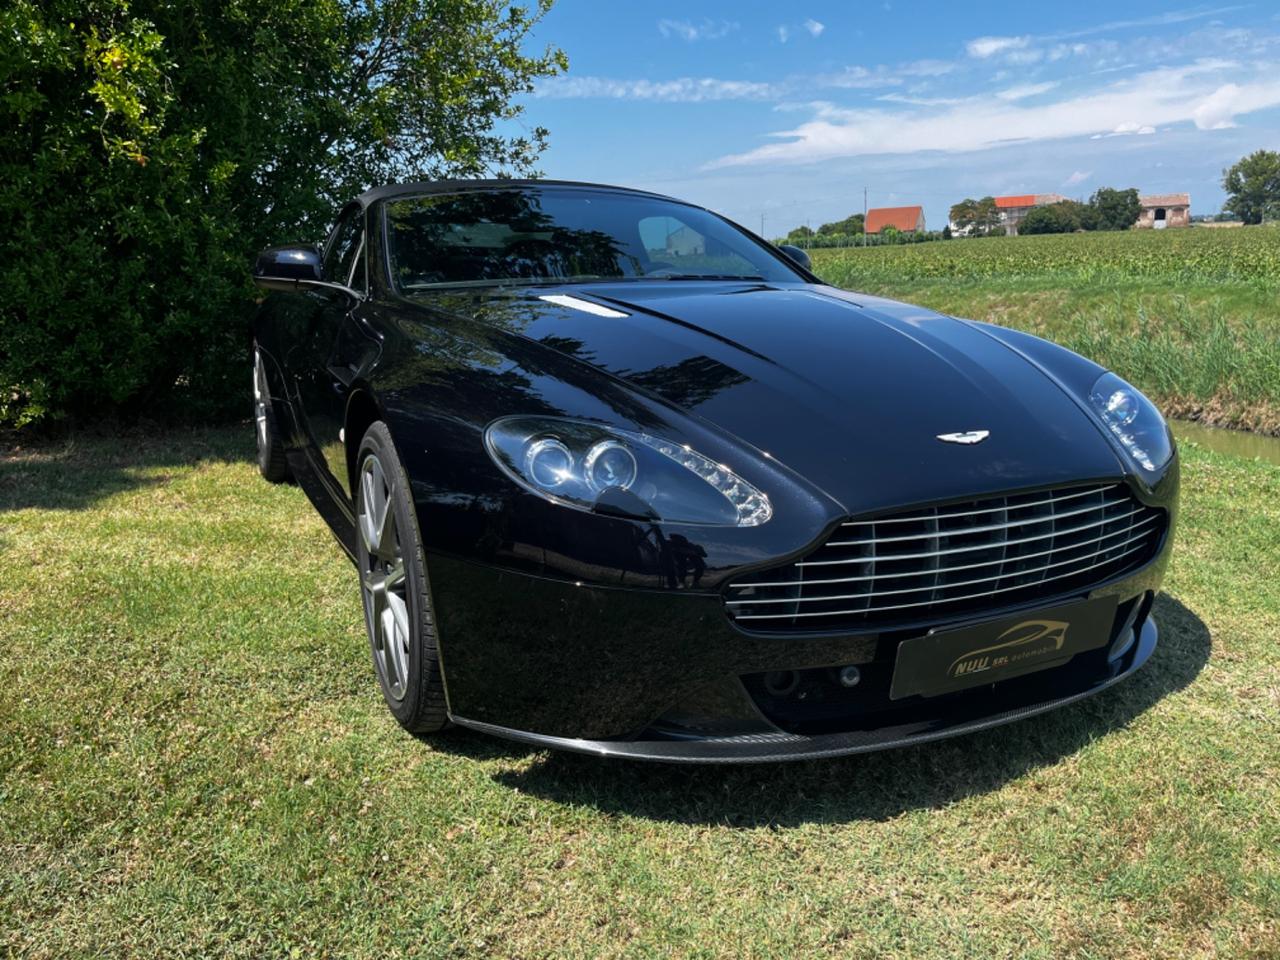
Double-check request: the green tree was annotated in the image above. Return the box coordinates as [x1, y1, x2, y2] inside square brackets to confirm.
[0, 0, 565, 426]
[1089, 187, 1140, 230]
[816, 213, 864, 236]
[1222, 149, 1280, 225]
[1021, 202, 1082, 235]
[949, 198, 978, 233]
[974, 197, 1001, 235]
[950, 197, 1000, 236]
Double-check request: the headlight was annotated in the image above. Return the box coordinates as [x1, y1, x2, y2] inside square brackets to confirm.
[485, 417, 772, 526]
[1088, 372, 1173, 475]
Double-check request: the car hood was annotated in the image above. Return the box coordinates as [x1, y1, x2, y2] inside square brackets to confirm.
[412, 281, 1125, 515]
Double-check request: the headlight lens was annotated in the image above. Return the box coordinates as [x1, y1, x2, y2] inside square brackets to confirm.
[584, 440, 637, 492]
[1088, 372, 1173, 474]
[485, 417, 772, 526]
[525, 438, 574, 489]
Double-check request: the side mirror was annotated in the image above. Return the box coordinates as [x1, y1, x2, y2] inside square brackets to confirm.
[254, 244, 322, 292]
[777, 244, 812, 272]
[253, 243, 364, 301]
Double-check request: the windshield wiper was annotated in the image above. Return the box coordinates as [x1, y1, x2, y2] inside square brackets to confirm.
[401, 275, 611, 291]
[640, 274, 766, 282]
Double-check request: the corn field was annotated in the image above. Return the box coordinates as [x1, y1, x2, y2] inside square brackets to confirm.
[812, 226, 1280, 287]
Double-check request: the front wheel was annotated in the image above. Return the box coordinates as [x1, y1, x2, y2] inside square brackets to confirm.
[355, 422, 449, 734]
[253, 346, 290, 483]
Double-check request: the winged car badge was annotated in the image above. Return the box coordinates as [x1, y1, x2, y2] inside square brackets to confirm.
[936, 430, 990, 445]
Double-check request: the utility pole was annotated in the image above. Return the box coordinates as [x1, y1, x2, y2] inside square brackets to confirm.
[760, 213, 766, 239]
[863, 187, 868, 247]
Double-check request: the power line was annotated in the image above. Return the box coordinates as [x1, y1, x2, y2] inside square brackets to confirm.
[725, 188, 880, 236]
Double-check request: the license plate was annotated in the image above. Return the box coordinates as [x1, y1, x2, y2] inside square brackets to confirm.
[889, 597, 1119, 700]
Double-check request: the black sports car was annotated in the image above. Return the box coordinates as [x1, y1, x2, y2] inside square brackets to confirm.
[251, 180, 1177, 762]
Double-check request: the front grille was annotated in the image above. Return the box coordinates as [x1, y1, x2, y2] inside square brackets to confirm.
[726, 483, 1165, 633]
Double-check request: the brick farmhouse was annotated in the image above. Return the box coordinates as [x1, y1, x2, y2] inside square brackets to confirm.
[1136, 193, 1191, 229]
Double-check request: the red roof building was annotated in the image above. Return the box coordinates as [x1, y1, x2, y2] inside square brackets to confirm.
[994, 195, 1038, 209]
[991, 193, 1067, 235]
[865, 205, 926, 235]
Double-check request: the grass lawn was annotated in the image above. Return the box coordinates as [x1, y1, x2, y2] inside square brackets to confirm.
[1, 426, 1278, 958]
[810, 229, 1280, 434]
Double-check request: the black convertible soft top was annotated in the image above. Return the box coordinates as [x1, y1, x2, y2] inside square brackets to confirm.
[354, 178, 682, 209]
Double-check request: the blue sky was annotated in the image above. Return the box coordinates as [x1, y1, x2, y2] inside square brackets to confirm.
[518, 2, 1280, 235]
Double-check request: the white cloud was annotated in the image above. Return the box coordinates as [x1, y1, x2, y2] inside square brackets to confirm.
[965, 8, 1243, 66]
[1064, 170, 1092, 186]
[1096, 121, 1159, 137]
[537, 57, 959, 103]
[1193, 82, 1243, 128]
[803, 19, 825, 38]
[535, 76, 777, 103]
[777, 25, 790, 43]
[657, 19, 738, 42]
[996, 82, 1059, 101]
[967, 36, 1030, 59]
[1006, 48, 1045, 66]
[706, 61, 1280, 167]
[817, 66, 902, 89]
[1051, 6, 1247, 41]
[1049, 43, 1091, 61]
[900, 59, 957, 78]
[878, 93, 969, 107]
[968, 7, 1244, 61]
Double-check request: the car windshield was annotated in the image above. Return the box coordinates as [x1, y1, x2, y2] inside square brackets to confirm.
[382, 187, 802, 290]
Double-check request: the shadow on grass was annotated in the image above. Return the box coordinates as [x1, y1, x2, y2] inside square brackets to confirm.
[458, 593, 1209, 826]
[0, 424, 256, 512]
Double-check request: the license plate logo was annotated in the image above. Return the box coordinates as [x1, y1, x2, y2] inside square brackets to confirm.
[949, 619, 1070, 679]
[889, 597, 1117, 701]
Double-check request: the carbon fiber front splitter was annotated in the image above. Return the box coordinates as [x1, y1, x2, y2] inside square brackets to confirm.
[449, 618, 1158, 764]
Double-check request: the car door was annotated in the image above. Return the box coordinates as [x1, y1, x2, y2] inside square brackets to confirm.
[289, 203, 373, 499]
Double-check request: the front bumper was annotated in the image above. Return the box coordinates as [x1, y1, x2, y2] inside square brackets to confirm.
[452, 615, 1157, 763]
[429, 536, 1168, 762]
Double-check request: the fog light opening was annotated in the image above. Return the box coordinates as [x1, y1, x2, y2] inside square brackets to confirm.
[838, 665, 862, 689]
[763, 670, 799, 698]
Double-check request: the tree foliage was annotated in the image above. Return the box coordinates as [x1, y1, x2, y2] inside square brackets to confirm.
[782, 213, 864, 248]
[1089, 187, 1140, 231]
[1020, 201, 1086, 235]
[816, 213, 864, 237]
[949, 197, 1000, 236]
[0, 0, 565, 426]
[1222, 149, 1280, 225]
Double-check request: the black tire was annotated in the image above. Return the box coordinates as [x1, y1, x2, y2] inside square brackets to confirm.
[354, 422, 449, 733]
[253, 345, 291, 483]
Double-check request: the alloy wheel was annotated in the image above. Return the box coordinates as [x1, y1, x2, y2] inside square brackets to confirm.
[358, 453, 411, 701]
[253, 352, 270, 454]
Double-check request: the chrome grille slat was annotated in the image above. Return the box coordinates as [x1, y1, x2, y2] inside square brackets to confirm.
[731, 542, 1150, 621]
[728, 528, 1159, 605]
[795, 505, 1148, 566]
[737, 514, 1162, 588]
[724, 483, 1166, 632]
[825, 496, 1132, 546]
[839, 484, 1120, 526]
